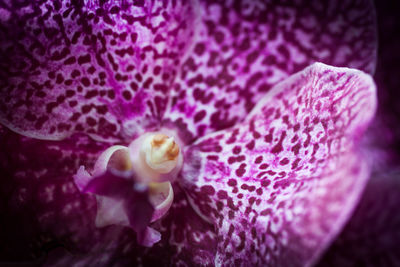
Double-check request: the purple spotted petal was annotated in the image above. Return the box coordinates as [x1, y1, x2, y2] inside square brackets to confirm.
[0, 127, 215, 265]
[164, 0, 377, 141]
[317, 171, 400, 266]
[153, 185, 217, 266]
[0, 0, 196, 142]
[180, 63, 377, 266]
[0, 128, 106, 259]
[42, 186, 216, 266]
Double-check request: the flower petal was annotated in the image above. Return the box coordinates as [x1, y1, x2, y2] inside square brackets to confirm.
[124, 183, 154, 236]
[83, 170, 133, 198]
[164, 0, 377, 141]
[0, 126, 215, 264]
[42, 186, 217, 266]
[95, 196, 129, 228]
[153, 185, 217, 266]
[73, 165, 92, 191]
[78, 169, 156, 245]
[0, 128, 106, 259]
[0, 0, 197, 142]
[0, 125, 217, 265]
[140, 226, 162, 247]
[317, 171, 400, 266]
[149, 182, 174, 222]
[180, 63, 376, 265]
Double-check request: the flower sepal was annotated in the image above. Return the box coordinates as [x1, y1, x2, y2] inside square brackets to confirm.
[72, 144, 175, 247]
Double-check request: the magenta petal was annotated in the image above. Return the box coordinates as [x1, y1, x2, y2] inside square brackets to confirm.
[0, 1, 196, 142]
[164, 0, 377, 141]
[0, 126, 216, 265]
[140, 227, 161, 248]
[83, 170, 155, 240]
[95, 196, 129, 228]
[180, 63, 377, 265]
[42, 186, 217, 266]
[83, 170, 133, 198]
[155, 185, 217, 265]
[0, 128, 106, 259]
[73, 165, 92, 191]
[124, 184, 154, 235]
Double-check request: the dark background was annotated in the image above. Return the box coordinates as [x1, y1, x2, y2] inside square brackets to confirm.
[374, 0, 400, 163]
[317, 1, 400, 266]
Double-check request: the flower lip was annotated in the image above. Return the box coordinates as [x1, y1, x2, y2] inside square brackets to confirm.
[73, 141, 176, 244]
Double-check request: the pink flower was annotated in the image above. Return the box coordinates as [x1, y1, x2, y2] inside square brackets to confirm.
[0, 0, 381, 266]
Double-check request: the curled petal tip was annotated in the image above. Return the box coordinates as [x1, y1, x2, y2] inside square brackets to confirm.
[73, 166, 92, 192]
[149, 182, 174, 222]
[138, 227, 162, 247]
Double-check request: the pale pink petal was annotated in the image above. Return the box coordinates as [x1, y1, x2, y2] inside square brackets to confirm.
[180, 63, 377, 266]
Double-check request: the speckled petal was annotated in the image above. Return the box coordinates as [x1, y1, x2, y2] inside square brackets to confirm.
[152, 185, 217, 266]
[0, 0, 197, 142]
[317, 171, 400, 267]
[0, 128, 107, 260]
[180, 63, 377, 266]
[42, 186, 217, 266]
[164, 0, 377, 142]
[0, 127, 216, 265]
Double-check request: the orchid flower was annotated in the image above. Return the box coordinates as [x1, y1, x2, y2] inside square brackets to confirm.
[0, 0, 380, 266]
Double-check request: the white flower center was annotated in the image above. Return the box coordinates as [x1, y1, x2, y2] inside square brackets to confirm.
[73, 130, 183, 247]
[142, 134, 180, 173]
[129, 131, 184, 184]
